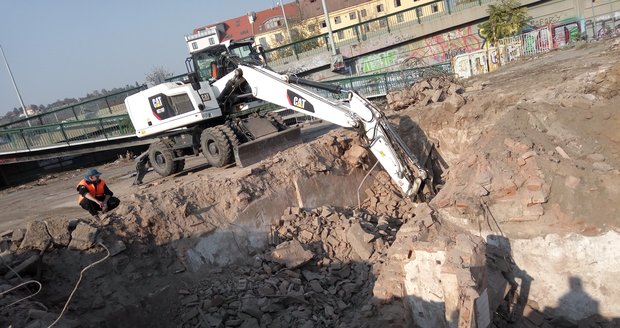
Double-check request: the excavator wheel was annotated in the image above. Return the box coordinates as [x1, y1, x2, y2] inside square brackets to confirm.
[201, 127, 233, 167]
[218, 125, 240, 147]
[148, 141, 176, 176]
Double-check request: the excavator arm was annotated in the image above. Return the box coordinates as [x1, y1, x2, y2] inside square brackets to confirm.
[223, 64, 434, 200]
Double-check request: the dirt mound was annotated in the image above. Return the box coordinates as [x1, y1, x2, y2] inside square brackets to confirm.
[389, 39, 620, 238]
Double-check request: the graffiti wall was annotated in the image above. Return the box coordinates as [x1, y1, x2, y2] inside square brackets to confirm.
[354, 24, 485, 75]
[586, 11, 620, 40]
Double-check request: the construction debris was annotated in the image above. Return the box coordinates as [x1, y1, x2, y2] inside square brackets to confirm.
[386, 76, 466, 112]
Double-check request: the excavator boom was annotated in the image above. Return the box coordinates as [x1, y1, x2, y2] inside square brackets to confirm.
[226, 64, 433, 199]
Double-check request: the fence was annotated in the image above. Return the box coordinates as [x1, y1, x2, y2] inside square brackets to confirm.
[0, 62, 451, 154]
[0, 115, 134, 153]
[263, 0, 491, 67]
[0, 85, 147, 130]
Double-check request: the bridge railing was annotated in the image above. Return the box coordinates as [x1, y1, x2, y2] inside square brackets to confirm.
[0, 62, 451, 154]
[0, 115, 134, 153]
[1, 85, 146, 130]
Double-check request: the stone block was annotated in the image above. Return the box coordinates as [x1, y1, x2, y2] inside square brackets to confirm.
[19, 221, 51, 251]
[564, 176, 581, 189]
[431, 89, 443, 103]
[593, 162, 613, 172]
[444, 94, 465, 112]
[270, 239, 313, 269]
[344, 144, 367, 166]
[417, 80, 431, 90]
[555, 146, 570, 159]
[11, 228, 25, 243]
[525, 177, 545, 192]
[346, 222, 374, 260]
[68, 223, 98, 250]
[44, 218, 74, 247]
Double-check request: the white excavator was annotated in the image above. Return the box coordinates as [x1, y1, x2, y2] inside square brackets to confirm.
[125, 40, 435, 200]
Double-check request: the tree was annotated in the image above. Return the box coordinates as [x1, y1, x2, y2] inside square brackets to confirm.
[145, 66, 174, 86]
[479, 0, 529, 46]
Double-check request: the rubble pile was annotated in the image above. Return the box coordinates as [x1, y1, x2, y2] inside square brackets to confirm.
[386, 76, 466, 112]
[0, 217, 118, 328]
[171, 205, 411, 328]
[359, 171, 417, 220]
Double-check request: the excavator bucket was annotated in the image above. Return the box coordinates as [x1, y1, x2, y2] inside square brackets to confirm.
[234, 127, 302, 167]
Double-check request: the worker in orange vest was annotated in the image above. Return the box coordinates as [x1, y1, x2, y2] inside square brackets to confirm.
[77, 168, 120, 217]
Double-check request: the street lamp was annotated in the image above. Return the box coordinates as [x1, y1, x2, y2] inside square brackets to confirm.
[0, 44, 31, 127]
[321, 0, 337, 56]
[277, 1, 293, 43]
[248, 11, 256, 37]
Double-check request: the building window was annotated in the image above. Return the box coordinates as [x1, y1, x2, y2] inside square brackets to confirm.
[209, 38, 215, 45]
[363, 23, 370, 32]
[394, 0, 401, 7]
[308, 24, 316, 32]
[379, 19, 387, 28]
[431, 3, 439, 12]
[334, 16, 341, 24]
[259, 37, 268, 47]
[376, 4, 384, 13]
[320, 20, 327, 28]
[192, 42, 198, 50]
[264, 17, 284, 30]
[275, 33, 284, 42]
[349, 11, 356, 20]
[360, 9, 367, 17]
[337, 30, 345, 40]
[396, 13, 404, 23]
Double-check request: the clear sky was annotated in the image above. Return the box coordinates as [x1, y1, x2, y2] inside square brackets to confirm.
[0, 0, 278, 115]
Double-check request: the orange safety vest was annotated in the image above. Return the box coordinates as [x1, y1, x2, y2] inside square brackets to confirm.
[77, 178, 106, 204]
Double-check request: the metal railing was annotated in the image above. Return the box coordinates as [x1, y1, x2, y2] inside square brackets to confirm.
[263, 0, 491, 67]
[0, 85, 147, 130]
[0, 115, 134, 153]
[0, 62, 451, 154]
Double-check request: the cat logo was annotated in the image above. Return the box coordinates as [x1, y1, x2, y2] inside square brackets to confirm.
[151, 96, 163, 109]
[286, 90, 314, 113]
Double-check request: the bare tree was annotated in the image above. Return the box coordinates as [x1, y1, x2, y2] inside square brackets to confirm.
[145, 66, 174, 86]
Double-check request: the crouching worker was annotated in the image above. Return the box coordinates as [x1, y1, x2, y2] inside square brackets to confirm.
[77, 168, 120, 217]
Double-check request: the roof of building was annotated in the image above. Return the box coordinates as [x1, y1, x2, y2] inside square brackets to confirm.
[192, 2, 301, 41]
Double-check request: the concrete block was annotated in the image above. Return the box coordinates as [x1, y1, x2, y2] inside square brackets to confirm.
[270, 239, 313, 269]
[44, 218, 74, 247]
[68, 223, 98, 251]
[346, 222, 374, 260]
[19, 221, 51, 251]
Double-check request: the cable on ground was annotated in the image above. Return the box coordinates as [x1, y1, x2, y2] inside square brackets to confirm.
[0, 280, 42, 309]
[47, 242, 110, 328]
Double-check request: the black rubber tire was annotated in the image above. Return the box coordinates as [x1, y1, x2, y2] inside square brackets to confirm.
[148, 141, 176, 176]
[174, 159, 186, 173]
[218, 125, 240, 147]
[200, 127, 232, 167]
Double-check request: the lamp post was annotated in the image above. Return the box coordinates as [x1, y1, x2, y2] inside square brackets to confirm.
[0, 44, 31, 127]
[277, 1, 293, 43]
[248, 11, 256, 37]
[321, 0, 337, 56]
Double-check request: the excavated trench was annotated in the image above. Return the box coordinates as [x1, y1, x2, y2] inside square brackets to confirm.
[7, 114, 619, 328]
